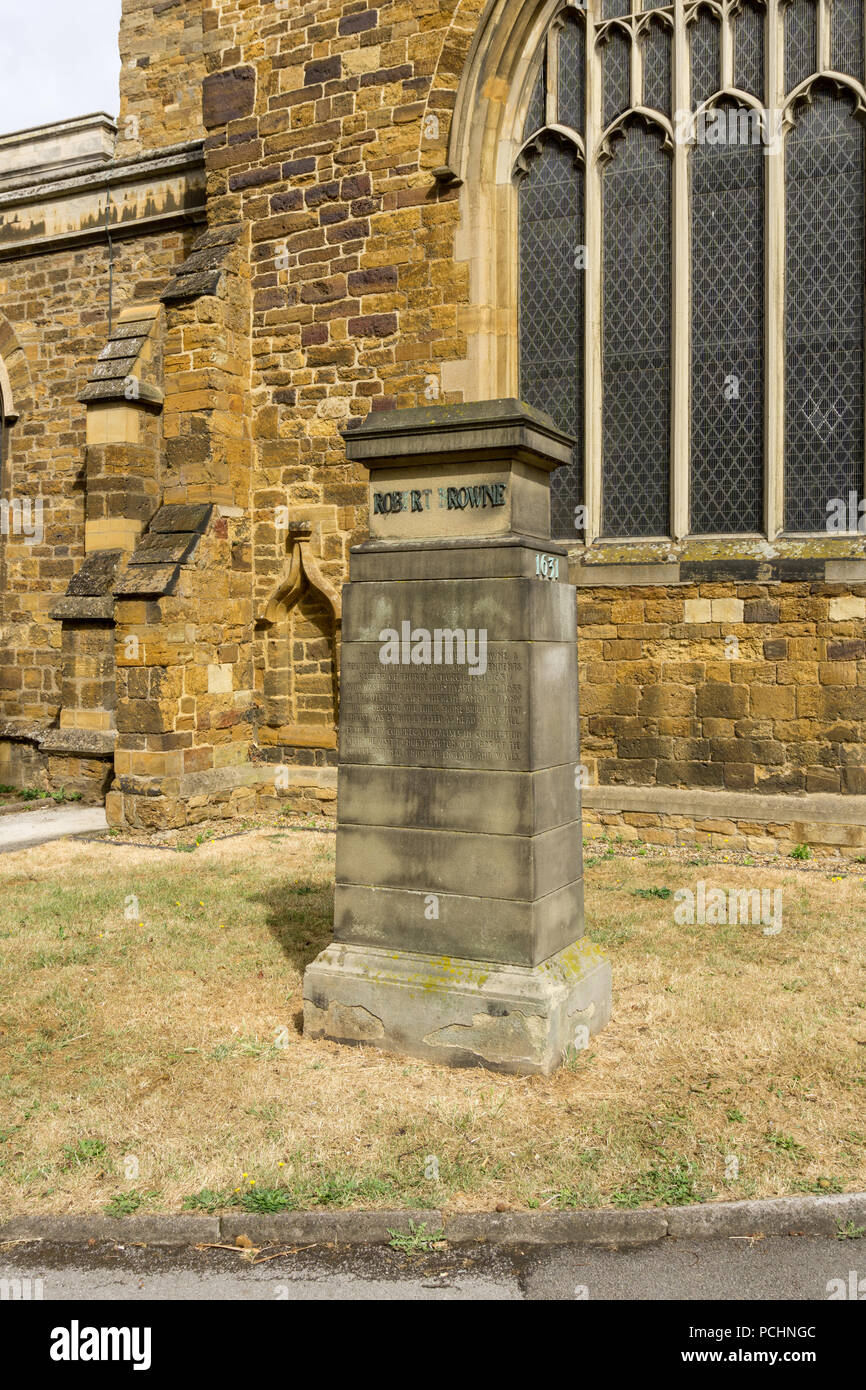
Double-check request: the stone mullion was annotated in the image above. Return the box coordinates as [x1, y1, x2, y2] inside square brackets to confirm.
[721, 1, 734, 87]
[585, 6, 604, 543]
[672, 0, 690, 539]
[818, 0, 831, 68]
[766, 0, 785, 538]
[631, 17, 643, 105]
[546, 23, 559, 125]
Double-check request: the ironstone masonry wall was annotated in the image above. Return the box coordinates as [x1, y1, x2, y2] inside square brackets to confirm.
[0, 229, 195, 797]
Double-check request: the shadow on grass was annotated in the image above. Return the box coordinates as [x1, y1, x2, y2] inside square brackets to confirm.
[252, 877, 334, 975]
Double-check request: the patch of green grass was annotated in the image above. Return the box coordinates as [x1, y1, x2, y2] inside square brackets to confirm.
[611, 1159, 710, 1209]
[587, 924, 633, 948]
[235, 1186, 300, 1213]
[726, 1108, 746, 1124]
[182, 1187, 233, 1214]
[311, 1173, 396, 1207]
[632, 886, 673, 900]
[387, 1219, 444, 1252]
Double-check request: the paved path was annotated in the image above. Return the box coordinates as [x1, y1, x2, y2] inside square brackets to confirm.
[1, 1234, 858, 1300]
[0, 805, 107, 854]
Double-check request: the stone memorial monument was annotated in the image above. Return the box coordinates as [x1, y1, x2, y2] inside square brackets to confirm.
[303, 400, 611, 1074]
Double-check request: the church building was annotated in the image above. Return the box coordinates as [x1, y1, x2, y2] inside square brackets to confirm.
[0, 0, 864, 854]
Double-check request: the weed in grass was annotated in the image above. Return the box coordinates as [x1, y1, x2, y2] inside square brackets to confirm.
[726, 1109, 746, 1124]
[795, 1176, 843, 1194]
[790, 844, 811, 860]
[62, 1138, 106, 1169]
[611, 1159, 710, 1209]
[765, 1131, 808, 1159]
[207, 1035, 284, 1061]
[553, 1181, 600, 1209]
[387, 1220, 444, 1252]
[562, 1043, 593, 1071]
[632, 886, 673, 900]
[236, 1187, 299, 1214]
[104, 1190, 155, 1216]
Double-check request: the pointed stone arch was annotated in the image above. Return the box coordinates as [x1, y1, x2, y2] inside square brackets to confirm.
[434, 0, 579, 403]
[0, 312, 31, 428]
[256, 524, 342, 751]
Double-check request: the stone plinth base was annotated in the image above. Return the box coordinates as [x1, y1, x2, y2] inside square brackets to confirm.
[303, 938, 611, 1076]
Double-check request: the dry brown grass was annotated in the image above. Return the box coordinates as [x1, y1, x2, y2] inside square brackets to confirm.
[0, 827, 864, 1216]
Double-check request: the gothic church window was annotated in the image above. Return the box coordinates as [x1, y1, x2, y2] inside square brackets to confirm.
[516, 0, 866, 542]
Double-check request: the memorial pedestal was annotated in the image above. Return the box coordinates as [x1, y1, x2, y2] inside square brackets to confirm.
[303, 400, 611, 1075]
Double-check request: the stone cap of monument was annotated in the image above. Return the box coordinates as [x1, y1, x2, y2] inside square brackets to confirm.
[343, 399, 574, 472]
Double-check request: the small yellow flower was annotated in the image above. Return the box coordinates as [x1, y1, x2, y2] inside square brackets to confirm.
[249, 1179, 255, 1186]
[278, 1162, 284, 1167]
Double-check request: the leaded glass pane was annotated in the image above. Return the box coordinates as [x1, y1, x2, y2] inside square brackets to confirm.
[690, 9, 721, 106]
[784, 93, 864, 531]
[691, 132, 764, 533]
[602, 124, 671, 537]
[603, 28, 632, 128]
[735, 2, 765, 99]
[603, 0, 632, 17]
[642, 19, 671, 115]
[524, 48, 546, 137]
[558, 14, 585, 133]
[831, 0, 864, 80]
[785, 0, 817, 91]
[519, 140, 585, 536]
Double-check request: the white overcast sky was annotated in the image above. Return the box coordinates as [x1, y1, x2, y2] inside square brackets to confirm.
[0, 0, 123, 136]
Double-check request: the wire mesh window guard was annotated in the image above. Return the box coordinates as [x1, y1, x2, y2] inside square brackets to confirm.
[515, 2, 866, 541]
[736, 2, 765, 99]
[784, 91, 865, 531]
[785, 0, 818, 91]
[601, 124, 672, 537]
[642, 19, 672, 116]
[691, 130, 765, 533]
[558, 12, 586, 132]
[519, 139, 586, 536]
